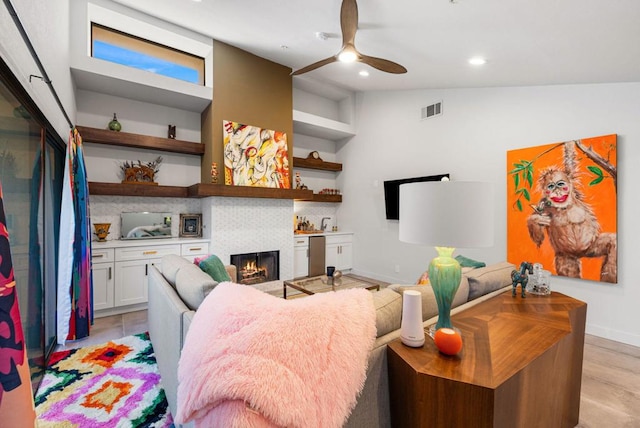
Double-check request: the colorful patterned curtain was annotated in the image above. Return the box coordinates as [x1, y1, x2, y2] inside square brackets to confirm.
[57, 128, 93, 344]
[0, 181, 36, 426]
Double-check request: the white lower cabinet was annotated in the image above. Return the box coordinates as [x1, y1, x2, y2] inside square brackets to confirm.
[92, 239, 208, 316]
[325, 234, 353, 271]
[115, 244, 180, 309]
[293, 236, 309, 278]
[91, 248, 114, 311]
[114, 257, 161, 307]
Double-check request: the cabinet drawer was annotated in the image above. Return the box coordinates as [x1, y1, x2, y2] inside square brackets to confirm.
[325, 234, 353, 245]
[181, 243, 209, 256]
[115, 244, 180, 262]
[294, 236, 309, 247]
[92, 248, 115, 263]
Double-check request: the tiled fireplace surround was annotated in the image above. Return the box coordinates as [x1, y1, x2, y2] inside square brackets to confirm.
[90, 196, 337, 284]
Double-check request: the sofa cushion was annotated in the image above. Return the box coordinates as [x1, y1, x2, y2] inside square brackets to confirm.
[372, 288, 403, 337]
[161, 254, 192, 287]
[199, 254, 232, 282]
[465, 261, 516, 300]
[175, 263, 219, 310]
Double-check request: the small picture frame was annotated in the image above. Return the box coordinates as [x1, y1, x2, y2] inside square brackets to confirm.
[179, 213, 202, 237]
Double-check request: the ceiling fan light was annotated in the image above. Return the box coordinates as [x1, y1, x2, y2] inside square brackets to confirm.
[338, 50, 358, 63]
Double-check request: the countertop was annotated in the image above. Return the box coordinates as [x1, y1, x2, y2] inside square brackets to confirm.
[92, 237, 210, 248]
[293, 231, 353, 237]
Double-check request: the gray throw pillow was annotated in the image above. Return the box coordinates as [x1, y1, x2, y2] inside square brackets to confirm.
[175, 263, 218, 310]
[465, 262, 516, 300]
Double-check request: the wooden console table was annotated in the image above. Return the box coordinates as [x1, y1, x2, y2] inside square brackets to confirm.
[387, 291, 587, 428]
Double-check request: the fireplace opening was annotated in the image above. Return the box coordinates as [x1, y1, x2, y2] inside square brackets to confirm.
[230, 250, 280, 285]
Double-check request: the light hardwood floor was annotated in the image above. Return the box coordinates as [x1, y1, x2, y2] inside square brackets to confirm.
[578, 334, 640, 427]
[61, 310, 639, 427]
[54, 310, 149, 352]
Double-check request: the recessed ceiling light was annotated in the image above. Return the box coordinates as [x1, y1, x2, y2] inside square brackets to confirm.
[359, 70, 369, 77]
[468, 57, 487, 66]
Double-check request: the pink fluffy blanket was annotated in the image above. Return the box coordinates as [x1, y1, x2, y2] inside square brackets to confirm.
[175, 282, 376, 428]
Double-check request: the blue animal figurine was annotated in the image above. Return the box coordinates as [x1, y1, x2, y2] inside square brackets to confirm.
[511, 261, 534, 298]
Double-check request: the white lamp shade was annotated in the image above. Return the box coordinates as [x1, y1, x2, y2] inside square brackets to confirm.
[399, 181, 494, 248]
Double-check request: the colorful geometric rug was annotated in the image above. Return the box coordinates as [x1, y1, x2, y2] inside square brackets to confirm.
[34, 332, 173, 427]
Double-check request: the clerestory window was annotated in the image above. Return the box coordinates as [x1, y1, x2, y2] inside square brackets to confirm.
[91, 23, 205, 85]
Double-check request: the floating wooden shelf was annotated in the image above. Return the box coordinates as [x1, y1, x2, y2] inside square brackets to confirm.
[187, 183, 314, 200]
[311, 194, 342, 203]
[76, 126, 204, 156]
[89, 182, 188, 198]
[88, 182, 335, 201]
[293, 157, 342, 172]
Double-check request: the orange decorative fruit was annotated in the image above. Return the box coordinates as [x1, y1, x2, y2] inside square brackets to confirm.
[433, 328, 463, 356]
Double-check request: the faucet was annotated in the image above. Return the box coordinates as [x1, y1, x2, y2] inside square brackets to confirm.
[321, 217, 331, 231]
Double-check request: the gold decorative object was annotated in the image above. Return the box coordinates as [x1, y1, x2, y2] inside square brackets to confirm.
[93, 223, 111, 242]
[120, 156, 163, 185]
[211, 162, 219, 183]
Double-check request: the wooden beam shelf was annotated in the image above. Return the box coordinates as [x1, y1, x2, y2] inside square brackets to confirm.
[89, 182, 188, 198]
[187, 183, 314, 200]
[77, 126, 205, 156]
[293, 157, 342, 171]
[311, 194, 342, 203]
[88, 183, 340, 202]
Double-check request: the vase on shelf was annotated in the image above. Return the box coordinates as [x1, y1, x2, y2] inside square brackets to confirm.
[108, 113, 121, 132]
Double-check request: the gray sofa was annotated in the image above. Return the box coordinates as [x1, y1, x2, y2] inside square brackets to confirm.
[148, 254, 515, 427]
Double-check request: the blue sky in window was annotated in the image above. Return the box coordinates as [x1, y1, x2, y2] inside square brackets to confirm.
[93, 41, 199, 84]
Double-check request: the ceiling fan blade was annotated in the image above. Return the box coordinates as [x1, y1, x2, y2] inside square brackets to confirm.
[359, 54, 407, 74]
[341, 0, 358, 45]
[291, 56, 338, 76]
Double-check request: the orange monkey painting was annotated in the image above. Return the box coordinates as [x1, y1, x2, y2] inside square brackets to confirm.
[507, 135, 617, 283]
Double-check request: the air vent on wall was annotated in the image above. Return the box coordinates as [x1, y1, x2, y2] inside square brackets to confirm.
[421, 101, 443, 120]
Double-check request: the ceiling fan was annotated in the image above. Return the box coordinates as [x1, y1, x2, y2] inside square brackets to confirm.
[291, 0, 407, 76]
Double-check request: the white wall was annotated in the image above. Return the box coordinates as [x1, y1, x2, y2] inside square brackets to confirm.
[0, 0, 75, 139]
[338, 82, 640, 346]
[76, 90, 202, 186]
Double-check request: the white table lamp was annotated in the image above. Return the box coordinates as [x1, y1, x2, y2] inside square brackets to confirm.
[399, 181, 494, 336]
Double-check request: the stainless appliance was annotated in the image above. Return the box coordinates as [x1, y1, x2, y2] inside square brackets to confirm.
[308, 235, 326, 277]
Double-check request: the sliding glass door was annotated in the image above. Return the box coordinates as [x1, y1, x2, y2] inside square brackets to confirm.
[0, 60, 64, 394]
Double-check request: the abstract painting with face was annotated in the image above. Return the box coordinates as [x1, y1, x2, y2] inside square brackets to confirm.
[223, 120, 290, 188]
[507, 135, 617, 283]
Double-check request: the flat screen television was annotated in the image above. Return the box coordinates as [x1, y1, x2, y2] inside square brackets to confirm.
[383, 173, 449, 220]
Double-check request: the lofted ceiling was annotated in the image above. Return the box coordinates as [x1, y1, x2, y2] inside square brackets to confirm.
[112, 0, 640, 93]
